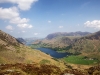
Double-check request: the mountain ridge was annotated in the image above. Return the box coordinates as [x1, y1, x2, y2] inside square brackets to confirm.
[31, 31, 100, 60]
[65, 31, 100, 60]
[46, 31, 91, 39]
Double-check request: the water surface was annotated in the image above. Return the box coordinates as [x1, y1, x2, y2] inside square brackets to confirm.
[37, 48, 71, 58]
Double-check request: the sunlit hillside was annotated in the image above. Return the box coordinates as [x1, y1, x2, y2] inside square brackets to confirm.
[0, 30, 66, 69]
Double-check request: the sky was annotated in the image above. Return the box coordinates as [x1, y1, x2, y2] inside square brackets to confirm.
[0, 0, 100, 38]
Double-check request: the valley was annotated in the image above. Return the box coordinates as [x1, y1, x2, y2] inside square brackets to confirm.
[0, 30, 100, 75]
[30, 31, 100, 65]
[0, 0, 100, 74]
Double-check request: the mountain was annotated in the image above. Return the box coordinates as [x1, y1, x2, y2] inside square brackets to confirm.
[84, 31, 100, 40]
[16, 38, 26, 44]
[67, 31, 100, 60]
[31, 31, 100, 60]
[46, 31, 91, 39]
[32, 31, 91, 50]
[0, 30, 65, 68]
[24, 37, 43, 45]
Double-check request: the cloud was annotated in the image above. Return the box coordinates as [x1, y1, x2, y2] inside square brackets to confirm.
[34, 33, 39, 35]
[17, 24, 33, 28]
[84, 20, 100, 29]
[10, 17, 29, 24]
[0, 0, 38, 10]
[17, 0, 38, 10]
[6, 25, 14, 30]
[0, 0, 35, 30]
[48, 20, 51, 23]
[0, 7, 19, 20]
[59, 26, 63, 28]
[0, 7, 33, 29]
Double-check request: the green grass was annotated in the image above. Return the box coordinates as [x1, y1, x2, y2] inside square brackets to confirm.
[39, 59, 50, 64]
[63, 55, 99, 65]
[30, 44, 42, 48]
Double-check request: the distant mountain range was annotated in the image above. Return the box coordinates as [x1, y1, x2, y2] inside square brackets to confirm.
[16, 37, 43, 45]
[24, 37, 43, 45]
[32, 31, 91, 49]
[46, 31, 91, 39]
[32, 31, 100, 60]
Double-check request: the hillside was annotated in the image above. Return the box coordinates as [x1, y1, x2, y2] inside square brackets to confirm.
[31, 31, 91, 50]
[67, 31, 100, 60]
[0, 30, 66, 68]
[1, 30, 100, 75]
[31, 31, 100, 61]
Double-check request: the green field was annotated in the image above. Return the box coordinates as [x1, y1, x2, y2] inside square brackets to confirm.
[63, 55, 99, 65]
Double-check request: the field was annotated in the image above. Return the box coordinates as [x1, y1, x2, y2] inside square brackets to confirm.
[63, 55, 99, 65]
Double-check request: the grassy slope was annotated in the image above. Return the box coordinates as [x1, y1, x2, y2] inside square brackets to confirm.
[67, 39, 100, 60]
[63, 33, 100, 65]
[0, 30, 66, 69]
[0, 43, 66, 69]
[63, 55, 99, 65]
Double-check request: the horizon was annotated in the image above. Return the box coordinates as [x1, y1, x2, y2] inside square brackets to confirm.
[0, 0, 100, 38]
[0, 29, 97, 39]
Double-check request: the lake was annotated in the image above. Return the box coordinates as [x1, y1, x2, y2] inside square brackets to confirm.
[37, 48, 71, 58]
